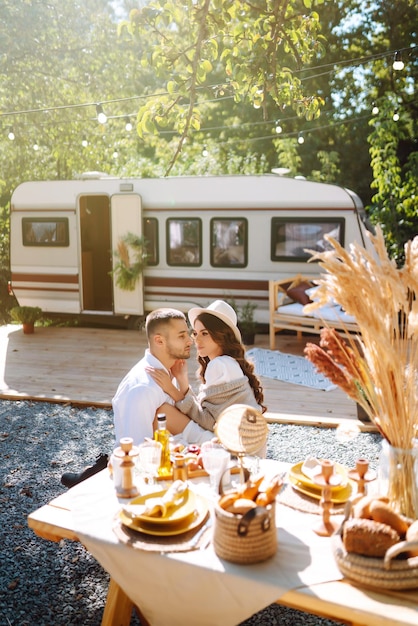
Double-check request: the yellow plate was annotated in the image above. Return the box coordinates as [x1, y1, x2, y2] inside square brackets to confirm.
[124, 487, 197, 526]
[119, 495, 209, 536]
[289, 461, 348, 492]
[289, 474, 353, 504]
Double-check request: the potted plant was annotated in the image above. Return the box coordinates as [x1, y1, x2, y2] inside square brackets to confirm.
[112, 232, 148, 291]
[10, 305, 43, 334]
[238, 301, 257, 345]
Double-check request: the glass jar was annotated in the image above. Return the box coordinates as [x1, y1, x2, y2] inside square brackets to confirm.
[378, 439, 418, 519]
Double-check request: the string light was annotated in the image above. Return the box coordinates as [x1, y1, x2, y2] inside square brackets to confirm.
[372, 102, 379, 115]
[81, 138, 88, 147]
[8, 128, 15, 140]
[297, 132, 305, 144]
[202, 146, 209, 157]
[393, 109, 400, 121]
[33, 141, 39, 151]
[275, 122, 283, 134]
[125, 117, 133, 132]
[96, 104, 107, 124]
[392, 51, 404, 71]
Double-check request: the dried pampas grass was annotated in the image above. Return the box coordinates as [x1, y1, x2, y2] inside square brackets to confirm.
[304, 225, 418, 450]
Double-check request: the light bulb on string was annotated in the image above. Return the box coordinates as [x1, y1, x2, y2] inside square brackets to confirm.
[96, 104, 107, 124]
[81, 138, 88, 147]
[393, 109, 400, 122]
[33, 141, 39, 151]
[297, 132, 305, 145]
[8, 128, 15, 141]
[125, 117, 133, 132]
[202, 146, 209, 157]
[112, 150, 119, 159]
[372, 103, 379, 115]
[275, 122, 283, 134]
[392, 51, 404, 71]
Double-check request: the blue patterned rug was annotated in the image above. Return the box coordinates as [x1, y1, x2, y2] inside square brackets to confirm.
[246, 348, 336, 391]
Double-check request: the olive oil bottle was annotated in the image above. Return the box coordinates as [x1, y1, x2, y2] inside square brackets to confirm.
[154, 413, 171, 477]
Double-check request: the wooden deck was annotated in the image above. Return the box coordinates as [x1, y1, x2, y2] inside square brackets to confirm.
[0, 324, 375, 431]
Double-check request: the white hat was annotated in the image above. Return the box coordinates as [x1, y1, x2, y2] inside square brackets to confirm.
[188, 300, 241, 341]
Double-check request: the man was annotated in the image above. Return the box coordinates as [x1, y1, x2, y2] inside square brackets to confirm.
[61, 308, 211, 489]
[112, 307, 214, 445]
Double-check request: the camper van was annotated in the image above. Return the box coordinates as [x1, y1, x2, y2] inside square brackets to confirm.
[9, 174, 373, 328]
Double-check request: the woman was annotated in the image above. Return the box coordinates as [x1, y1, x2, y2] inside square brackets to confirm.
[147, 300, 266, 437]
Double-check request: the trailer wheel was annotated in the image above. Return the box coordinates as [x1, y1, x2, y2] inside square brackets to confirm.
[127, 315, 145, 331]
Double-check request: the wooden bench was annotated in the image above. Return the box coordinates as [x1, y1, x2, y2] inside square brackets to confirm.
[269, 274, 360, 349]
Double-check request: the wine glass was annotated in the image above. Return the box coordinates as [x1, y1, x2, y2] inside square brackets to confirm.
[201, 441, 230, 495]
[137, 440, 162, 487]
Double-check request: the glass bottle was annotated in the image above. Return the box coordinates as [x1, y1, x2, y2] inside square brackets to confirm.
[154, 413, 172, 477]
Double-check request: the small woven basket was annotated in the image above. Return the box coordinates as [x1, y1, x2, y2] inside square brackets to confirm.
[332, 528, 418, 590]
[214, 404, 268, 456]
[213, 501, 277, 564]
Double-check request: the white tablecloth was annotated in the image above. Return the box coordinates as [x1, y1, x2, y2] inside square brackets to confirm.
[71, 461, 343, 626]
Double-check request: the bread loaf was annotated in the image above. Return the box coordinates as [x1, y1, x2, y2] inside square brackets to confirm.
[226, 498, 257, 515]
[342, 518, 400, 557]
[406, 520, 418, 557]
[352, 495, 389, 520]
[369, 500, 409, 536]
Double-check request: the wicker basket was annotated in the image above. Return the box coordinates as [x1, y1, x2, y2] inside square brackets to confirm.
[213, 501, 277, 564]
[332, 528, 418, 590]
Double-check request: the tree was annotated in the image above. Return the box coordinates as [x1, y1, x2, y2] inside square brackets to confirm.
[120, 0, 327, 174]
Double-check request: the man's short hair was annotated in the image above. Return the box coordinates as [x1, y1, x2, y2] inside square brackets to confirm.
[145, 308, 186, 339]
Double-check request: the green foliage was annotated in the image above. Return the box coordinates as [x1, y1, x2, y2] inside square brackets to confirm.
[367, 100, 418, 265]
[112, 232, 148, 291]
[10, 306, 43, 324]
[121, 0, 326, 174]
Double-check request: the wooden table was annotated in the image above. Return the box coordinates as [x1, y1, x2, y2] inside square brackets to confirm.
[28, 468, 418, 626]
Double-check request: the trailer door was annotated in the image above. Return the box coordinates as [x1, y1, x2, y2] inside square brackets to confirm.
[111, 193, 144, 316]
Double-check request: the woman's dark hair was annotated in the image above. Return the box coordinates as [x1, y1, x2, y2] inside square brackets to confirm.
[195, 312, 266, 413]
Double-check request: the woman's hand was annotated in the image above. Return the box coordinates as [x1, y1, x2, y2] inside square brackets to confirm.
[146, 367, 186, 402]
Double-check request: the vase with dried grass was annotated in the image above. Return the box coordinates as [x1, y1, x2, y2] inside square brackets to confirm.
[303, 225, 418, 519]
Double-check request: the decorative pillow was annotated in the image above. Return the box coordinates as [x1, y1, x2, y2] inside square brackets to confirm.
[286, 281, 313, 305]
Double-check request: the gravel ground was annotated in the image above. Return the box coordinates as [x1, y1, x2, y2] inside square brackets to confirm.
[0, 398, 383, 626]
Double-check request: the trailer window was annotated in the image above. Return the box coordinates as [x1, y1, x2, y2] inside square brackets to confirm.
[22, 217, 69, 246]
[210, 218, 247, 268]
[271, 217, 345, 262]
[166, 218, 202, 266]
[143, 218, 158, 266]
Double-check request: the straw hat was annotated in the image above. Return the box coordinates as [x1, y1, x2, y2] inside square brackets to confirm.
[188, 300, 241, 341]
[215, 404, 268, 455]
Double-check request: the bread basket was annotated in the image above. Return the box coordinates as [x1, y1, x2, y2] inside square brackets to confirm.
[213, 466, 277, 564]
[213, 499, 277, 564]
[332, 520, 418, 590]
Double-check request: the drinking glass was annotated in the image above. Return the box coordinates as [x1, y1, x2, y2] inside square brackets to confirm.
[201, 441, 230, 494]
[137, 440, 162, 486]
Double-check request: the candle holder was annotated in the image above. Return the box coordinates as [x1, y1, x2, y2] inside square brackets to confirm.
[114, 437, 139, 499]
[312, 459, 342, 537]
[348, 458, 376, 496]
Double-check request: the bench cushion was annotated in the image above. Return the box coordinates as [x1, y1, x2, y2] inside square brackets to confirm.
[277, 302, 356, 324]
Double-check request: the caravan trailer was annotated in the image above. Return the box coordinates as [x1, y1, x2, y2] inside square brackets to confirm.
[9, 174, 374, 328]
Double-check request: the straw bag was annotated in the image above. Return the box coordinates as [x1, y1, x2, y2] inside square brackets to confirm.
[215, 404, 268, 457]
[332, 524, 418, 590]
[213, 500, 277, 564]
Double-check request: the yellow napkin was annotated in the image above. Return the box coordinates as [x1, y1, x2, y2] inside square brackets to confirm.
[123, 480, 188, 519]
